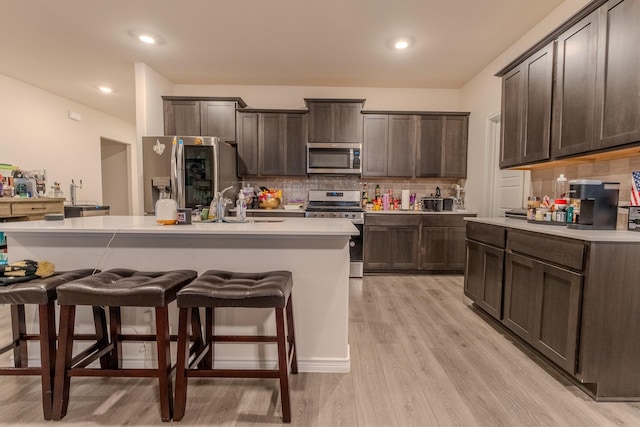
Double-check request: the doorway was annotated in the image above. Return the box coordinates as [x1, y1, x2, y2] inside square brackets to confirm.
[100, 138, 131, 215]
[484, 113, 530, 217]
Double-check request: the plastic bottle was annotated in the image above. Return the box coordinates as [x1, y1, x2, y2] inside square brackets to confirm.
[556, 174, 568, 200]
[236, 191, 246, 222]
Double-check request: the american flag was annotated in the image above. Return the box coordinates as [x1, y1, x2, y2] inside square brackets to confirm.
[632, 171, 640, 206]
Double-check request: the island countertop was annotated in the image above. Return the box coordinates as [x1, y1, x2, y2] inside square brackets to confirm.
[2, 215, 356, 373]
[0, 215, 359, 237]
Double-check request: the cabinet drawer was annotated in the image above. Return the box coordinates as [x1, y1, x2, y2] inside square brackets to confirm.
[508, 230, 584, 271]
[466, 222, 505, 248]
[0, 203, 11, 216]
[11, 201, 63, 216]
[365, 214, 421, 226]
[422, 214, 470, 227]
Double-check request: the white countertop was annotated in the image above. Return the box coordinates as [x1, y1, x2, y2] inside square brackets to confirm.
[466, 217, 640, 242]
[365, 209, 476, 215]
[0, 215, 358, 237]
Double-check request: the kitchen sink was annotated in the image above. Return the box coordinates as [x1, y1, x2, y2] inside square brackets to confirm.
[64, 205, 110, 218]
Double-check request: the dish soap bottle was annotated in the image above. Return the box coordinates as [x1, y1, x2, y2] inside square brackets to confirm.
[556, 174, 568, 200]
[236, 191, 246, 222]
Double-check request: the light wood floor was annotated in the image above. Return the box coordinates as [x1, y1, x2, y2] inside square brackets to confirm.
[1, 275, 640, 426]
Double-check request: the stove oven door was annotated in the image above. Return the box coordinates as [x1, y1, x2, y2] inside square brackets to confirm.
[350, 223, 364, 278]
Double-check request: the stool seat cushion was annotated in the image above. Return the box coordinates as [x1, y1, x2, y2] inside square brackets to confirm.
[0, 269, 96, 305]
[56, 269, 198, 307]
[177, 270, 293, 309]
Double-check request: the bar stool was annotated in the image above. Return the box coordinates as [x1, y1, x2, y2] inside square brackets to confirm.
[52, 268, 199, 422]
[173, 270, 298, 423]
[0, 269, 99, 420]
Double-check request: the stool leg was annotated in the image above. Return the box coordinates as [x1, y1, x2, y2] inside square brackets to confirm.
[108, 306, 122, 369]
[286, 295, 298, 374]
[155, 306, 173, 422]
[174, 307, 191, 421]
[10, 304, 27, 367]
[38, 302, 56, 420]
[92, 306, 110, 369]
[205, 307, 214, 369]
[275, 308, 291, 423]
[52, 304, 76, 420]
[189, 307, 206, 368]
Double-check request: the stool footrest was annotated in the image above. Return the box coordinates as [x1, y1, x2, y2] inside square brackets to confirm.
[214, 335, 278, 343]
[188, 369, 280, 379]
[68, 367, 176, 378]
[0, 367, 41, 375]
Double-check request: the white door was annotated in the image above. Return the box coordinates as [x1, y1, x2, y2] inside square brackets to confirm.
[485, 114, 530, 218]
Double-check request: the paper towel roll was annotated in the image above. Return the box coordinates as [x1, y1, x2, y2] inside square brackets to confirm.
[401, 189, 410, 210]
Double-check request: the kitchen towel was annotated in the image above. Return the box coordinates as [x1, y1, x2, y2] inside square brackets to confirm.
[401, 190, 410, 210]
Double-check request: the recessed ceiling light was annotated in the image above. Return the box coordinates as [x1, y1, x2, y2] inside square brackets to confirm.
[138, 34, 156, 44]
[99, 86, 113, 94]
[389, 37, 413, 50]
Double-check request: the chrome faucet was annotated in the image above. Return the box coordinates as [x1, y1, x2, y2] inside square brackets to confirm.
[70, 179, 82, 206]
[211, 185, 234, 222]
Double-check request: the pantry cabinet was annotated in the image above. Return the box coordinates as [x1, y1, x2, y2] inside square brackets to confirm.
[162, 96, 247, 141]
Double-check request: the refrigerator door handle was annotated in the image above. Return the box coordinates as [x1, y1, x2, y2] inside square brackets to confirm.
[170, 136, 178, 202]
[177, 139, 185, 208]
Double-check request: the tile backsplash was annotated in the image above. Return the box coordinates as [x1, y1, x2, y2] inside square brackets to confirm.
[242, 176, 464, 204]
[530, 153, 640, 229]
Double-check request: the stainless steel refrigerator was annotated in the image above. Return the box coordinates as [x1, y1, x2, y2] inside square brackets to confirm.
[142, 136, 239, 214]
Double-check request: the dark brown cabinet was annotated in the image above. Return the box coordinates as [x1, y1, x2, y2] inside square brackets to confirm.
[236, 110, 307, 177]
[162, 97, 246, 142]
[499, 43, 554, 168]
[464, 222, 505, 320]
[594, 0, 640, 150]
[363, 112, 469, 178]
[362, 114, 414, 177]
[552, 13, 599, 157]
[416, 114, 469, 178]
[364, 215, 420, 270]
[365, 213, 472, 273]
[305, 99, 364, 143]
[421, 215, 468, 270]
[504, 252, 582, 373]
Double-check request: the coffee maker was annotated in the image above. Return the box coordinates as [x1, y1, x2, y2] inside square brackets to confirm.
[567, 180, 620, 230]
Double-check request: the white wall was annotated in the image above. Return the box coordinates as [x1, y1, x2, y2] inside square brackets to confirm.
[0, 73, 136, 205]
[174, 84, 461, 112]
[460, 0, 591, 215]
[133, 63, 175, 214]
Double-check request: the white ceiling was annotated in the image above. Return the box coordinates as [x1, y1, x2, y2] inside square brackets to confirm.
[0, 0, 564, 123]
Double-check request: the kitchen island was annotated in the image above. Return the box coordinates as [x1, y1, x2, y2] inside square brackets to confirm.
[1, 215, 358, 372]
[464, 217, 640, 400]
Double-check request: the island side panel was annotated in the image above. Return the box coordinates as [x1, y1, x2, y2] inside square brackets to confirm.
[6, 232, 351, 373]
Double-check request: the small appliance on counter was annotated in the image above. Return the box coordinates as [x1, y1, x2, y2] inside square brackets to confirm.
[421, 197, 443, 212]
[567, 180, 620, 230]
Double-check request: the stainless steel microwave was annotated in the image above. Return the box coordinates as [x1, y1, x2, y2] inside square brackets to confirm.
[307, 143, 362, 174]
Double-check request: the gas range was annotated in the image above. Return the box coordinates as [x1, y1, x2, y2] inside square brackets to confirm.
[304, 190, 364, 223]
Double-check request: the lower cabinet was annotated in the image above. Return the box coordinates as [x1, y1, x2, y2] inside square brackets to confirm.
[0, 198, 64, 221]
[504, 252, 582, 373]
[364, 213, 472, 273]
[464, 240, 504, 320]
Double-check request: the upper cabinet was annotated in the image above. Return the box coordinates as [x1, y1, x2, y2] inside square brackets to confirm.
[236, 109, 308, 177]
[305, 99, 365, 143]
[363, 112, 469, 178]
[499, 0, 640, 168]
[594, 0, 640, 149]
[162, 97, 247, 141]
[499, 43, 554, 168]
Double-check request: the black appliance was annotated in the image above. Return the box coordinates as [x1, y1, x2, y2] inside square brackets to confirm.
[305, 189, 364, 277]
[307, 143, 362, 174]
[567, 180, 620, 230]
